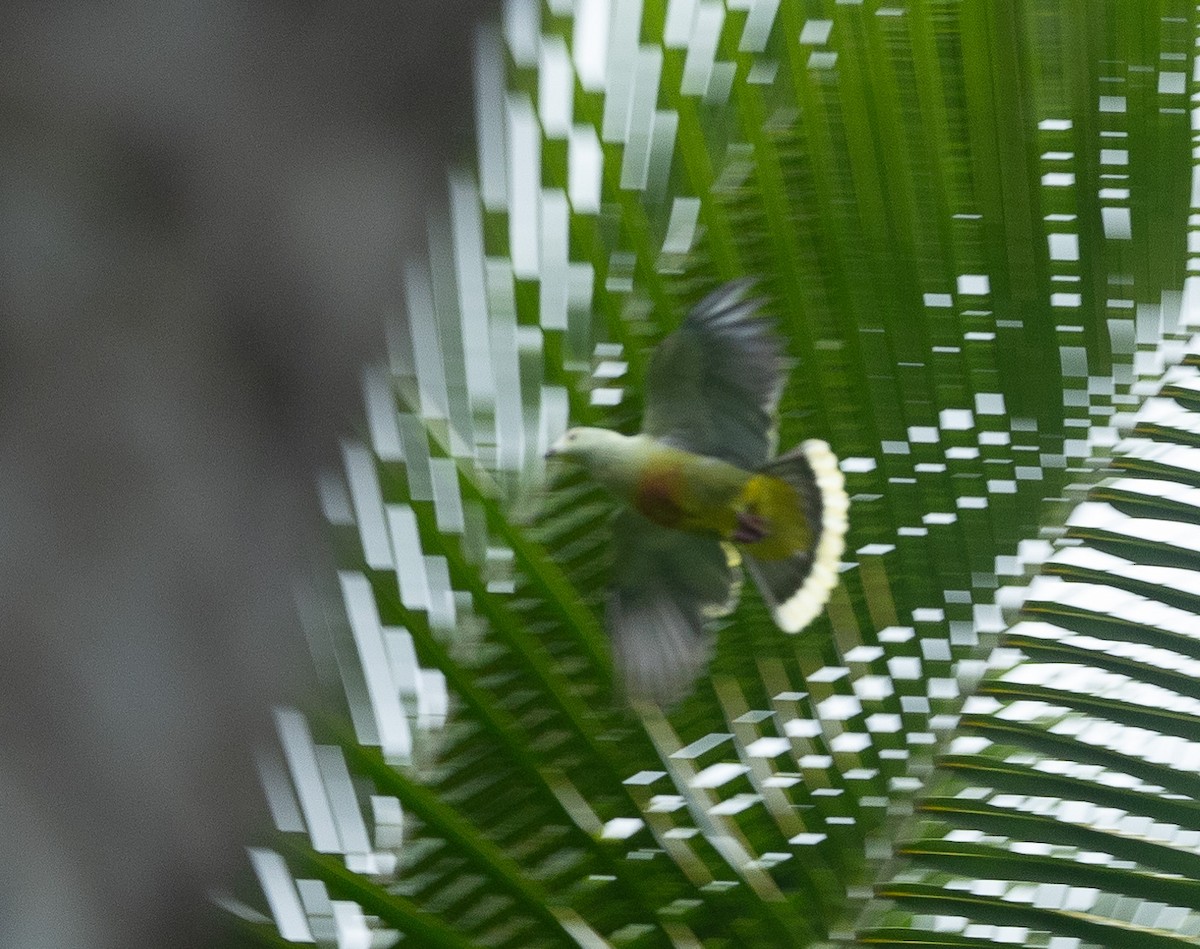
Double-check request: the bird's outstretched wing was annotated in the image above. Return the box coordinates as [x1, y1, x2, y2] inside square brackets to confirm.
[607, 510, 741, 706]
[642, 280, 784, 470]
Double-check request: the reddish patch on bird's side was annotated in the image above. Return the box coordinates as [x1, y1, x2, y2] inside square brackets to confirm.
[634, 466, 686, 528]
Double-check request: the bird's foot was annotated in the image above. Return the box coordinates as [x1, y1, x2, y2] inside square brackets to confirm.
[733, 511, 770, 544]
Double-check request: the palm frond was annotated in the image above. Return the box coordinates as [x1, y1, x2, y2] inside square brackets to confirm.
[219, 1, 1200, 946]
[860, 346, 1200, 946]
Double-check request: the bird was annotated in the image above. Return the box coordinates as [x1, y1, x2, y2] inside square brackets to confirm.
[547, 280, 849, 705]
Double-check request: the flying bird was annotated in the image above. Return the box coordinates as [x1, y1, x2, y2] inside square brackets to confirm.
[548, 281, 849, 705]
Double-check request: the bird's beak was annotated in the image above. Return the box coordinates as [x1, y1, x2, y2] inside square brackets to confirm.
[545, 433, 568, 459]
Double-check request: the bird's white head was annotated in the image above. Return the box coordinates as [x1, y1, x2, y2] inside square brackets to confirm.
[546, 426, 626, 465]
[547, 426, 646, 490]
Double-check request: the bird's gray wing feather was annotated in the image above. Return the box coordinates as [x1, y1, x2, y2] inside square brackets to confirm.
[607, 509, 741, 706]
[642, 280, 783, 470]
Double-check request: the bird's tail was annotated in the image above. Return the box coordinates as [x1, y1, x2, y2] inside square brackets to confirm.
[744, 440, 848, 633]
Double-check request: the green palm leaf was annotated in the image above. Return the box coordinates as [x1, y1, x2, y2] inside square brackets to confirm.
[217, 1, 1200, 946]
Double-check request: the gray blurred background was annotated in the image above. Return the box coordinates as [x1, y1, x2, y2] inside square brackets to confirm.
[0, 3, 493, 945]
